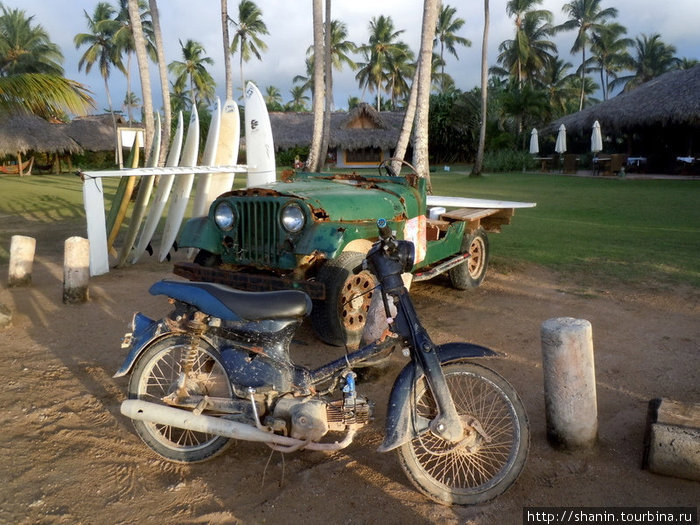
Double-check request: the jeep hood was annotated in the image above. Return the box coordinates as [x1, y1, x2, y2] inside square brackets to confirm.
[237, 177, 420, 221]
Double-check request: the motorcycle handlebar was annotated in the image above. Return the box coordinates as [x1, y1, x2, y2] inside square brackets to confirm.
[377, 218, 393, 240]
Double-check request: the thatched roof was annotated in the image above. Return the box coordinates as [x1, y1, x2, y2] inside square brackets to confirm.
[544, 64, 700, 135]
[269, 103, 405, 151]
[60, 114, 132, 151]
[0, 113, 82, 157]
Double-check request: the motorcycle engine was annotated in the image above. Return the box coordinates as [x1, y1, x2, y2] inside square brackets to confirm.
[273, 396, 372, 442]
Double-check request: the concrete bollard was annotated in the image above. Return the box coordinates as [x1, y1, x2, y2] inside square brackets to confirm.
[541, 317, 598, 449]
[63, 237, 90, 304]
[8, 235, 36, 287]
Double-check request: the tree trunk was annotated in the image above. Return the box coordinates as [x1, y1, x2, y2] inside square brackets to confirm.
[579, 47, 586, 111]
[149, 0, 171, 166]
[472, 0, 489, 177]
[128, 0, 154, 163]
[411, 0, 440, 192]
[307, 0, 325, 172]
[221, 0, 233, 100]
[319, 0, 332, 171]
[391, 66, 419, 175]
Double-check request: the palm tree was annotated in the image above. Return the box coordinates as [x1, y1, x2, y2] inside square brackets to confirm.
[230, 0, 268, 98]
[168, 39, 215, 107]
[127, 0, 154, 160]
[75, 2, 124, 127]
[383, 46, 415, 108]
[0, 7, 92, 121]
[472, 0, 489, 177]
[114, 0, 155, 106]
[557, 0, 618, 110]
[264, 85, 282, 107]
[434, 5, 471, 81]
[306, 19, 357, 109]
[612, 33, 679, 92]
[412, 0, 440, 186]
[541, 56, 577, 117]
[499, 5, 556, 88]
[307, 0, 325, 172]
[0, 73, 93, 118]
[122, 91, 140, 122]
[0, 5, 63, 76]
[221, 0, 233, 99]
[355, 15, 410, 110]
[148, 0, 171, 165]
[287, 85, 309, 111]
[587, 22, 632, 100]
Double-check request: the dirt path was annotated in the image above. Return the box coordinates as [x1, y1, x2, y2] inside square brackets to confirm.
[0, 218, 698, 524]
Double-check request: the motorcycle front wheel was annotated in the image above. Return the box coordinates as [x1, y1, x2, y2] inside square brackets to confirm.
[128, 335, 233, 463]
[397, 361, 529, 505]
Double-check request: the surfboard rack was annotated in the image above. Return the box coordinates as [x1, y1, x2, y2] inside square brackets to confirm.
[78, 165, 250, 276]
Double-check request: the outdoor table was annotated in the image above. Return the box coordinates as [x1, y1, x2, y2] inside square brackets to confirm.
[627, 157, 647, 172]
[534, 156, 553, 171]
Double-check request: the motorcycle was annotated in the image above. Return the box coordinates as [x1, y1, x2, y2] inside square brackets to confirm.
[115, 219, 529, 506]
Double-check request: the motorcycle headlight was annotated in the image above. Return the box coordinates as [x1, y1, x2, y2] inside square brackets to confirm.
[214, 202, 235, 231]
[281, 203, 305, 233]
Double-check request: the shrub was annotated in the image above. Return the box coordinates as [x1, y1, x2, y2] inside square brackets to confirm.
[483, 150, 537, 172]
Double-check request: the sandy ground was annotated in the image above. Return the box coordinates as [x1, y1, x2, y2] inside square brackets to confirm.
[0, 216, 698, 524]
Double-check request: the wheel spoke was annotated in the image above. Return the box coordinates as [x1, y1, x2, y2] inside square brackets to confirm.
[399, 363, 527, 504]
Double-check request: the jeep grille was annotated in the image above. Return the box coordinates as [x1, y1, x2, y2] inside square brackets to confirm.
[231, 198, 282, 265]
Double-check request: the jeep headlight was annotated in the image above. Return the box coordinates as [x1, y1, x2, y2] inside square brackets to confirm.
[214, 202, 235, 230]
[281, 203, 305, 233]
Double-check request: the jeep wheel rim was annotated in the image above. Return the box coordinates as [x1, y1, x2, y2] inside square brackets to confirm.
[340, 273, 374, 330]
[468, 236, 486, 279]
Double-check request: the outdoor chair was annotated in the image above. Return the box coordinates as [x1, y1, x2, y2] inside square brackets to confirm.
[610, 154, 628, 176]
[563, 154, 578, 174]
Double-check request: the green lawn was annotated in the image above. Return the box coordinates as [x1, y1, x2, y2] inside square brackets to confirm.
[429, 170, 700, 287]
[1, 170, 699, 287]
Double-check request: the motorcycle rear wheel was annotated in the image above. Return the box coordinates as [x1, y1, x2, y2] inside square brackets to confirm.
[397, 361, 529, 505]
[128, 335, 233, 463]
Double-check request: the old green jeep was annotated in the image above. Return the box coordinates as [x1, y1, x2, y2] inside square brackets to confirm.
[175, 169, 519, 347]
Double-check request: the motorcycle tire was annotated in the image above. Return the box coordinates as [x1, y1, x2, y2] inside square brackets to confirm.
[397, 361, 529, 506]
[128, 335, 234, 463]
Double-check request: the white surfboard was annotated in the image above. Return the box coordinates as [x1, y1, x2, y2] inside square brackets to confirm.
[116, 113, 162, 266]
[130, 111, 185, 263]
[245, 82, 276, 187]
[159, 106, 199, 262]
[426, 195, 537, 209]
[191, 98, 221, 219]
[206, 98, 240, 201]
[83, 175, 109, 275]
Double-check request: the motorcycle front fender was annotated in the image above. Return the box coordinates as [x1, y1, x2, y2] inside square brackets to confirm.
[113, 313, 163, 378]
[377, 342, 501, 453]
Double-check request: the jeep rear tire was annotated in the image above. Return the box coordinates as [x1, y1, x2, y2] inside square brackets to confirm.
[449, 227, 489, 290]
[311, 251, 376, 348]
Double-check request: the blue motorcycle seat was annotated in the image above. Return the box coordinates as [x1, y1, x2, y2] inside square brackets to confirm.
[149, 280, 312, 321]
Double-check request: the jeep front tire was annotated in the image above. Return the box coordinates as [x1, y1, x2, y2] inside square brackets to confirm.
[311, 251, 376, 348]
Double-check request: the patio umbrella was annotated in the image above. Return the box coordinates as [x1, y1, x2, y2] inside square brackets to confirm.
[591, 120, 603, 153]
[529, 128, 539, 154]
[555, 124, 567, 154]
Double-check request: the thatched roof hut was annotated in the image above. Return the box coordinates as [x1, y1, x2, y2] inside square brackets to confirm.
[60, 114, 132, 151]
[0, 113, 82, 157]
[269, 103, 405, 152]
[542, 65, 700, 172]
[544, 65, 700, 134]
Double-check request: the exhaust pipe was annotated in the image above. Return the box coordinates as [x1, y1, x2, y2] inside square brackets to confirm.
[121, 399, 356, 451]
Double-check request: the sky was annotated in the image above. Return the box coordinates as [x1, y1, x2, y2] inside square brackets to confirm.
[10, 0, 700, 115]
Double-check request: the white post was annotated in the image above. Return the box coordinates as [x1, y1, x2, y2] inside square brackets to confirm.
[63, 237, 90, 304]
[8, 235, 36, 287]
[541, 317, 598, 449]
